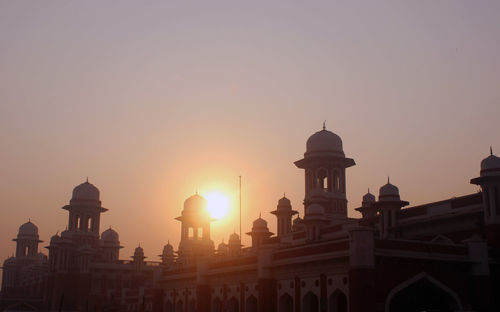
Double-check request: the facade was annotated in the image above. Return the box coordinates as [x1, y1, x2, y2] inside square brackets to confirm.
[1, 127, 500, 311]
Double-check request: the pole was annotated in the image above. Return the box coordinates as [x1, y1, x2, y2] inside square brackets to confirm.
[239, 176, 242, 240]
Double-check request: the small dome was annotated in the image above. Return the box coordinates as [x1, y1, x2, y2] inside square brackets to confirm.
[162, 243, 174, 255]
[183, 194, 207, 214]
[72, 181, 100, 201]
[293, 216, 302, 227]
[251, 216, 270, 233]
[217, 241, 228, 252]
[18, 221, 38, 237]
[50, 233, 60, 244]
[229, 232, 240, 243]
[3, 257, 16, 266]
[101, 228, 119, 242]
[278, 196, 291, 207]
[134, 246, 144, 255]
[379, 179, 400, 202]
[362, 191, 376, 204]
[480, 151, 500, 177]
[304, 204, 326, 221]
[306, 129, 344, 156]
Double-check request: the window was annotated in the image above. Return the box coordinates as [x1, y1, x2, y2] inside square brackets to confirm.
[198, 227, 203, 239]
[188, 227, 194, 239]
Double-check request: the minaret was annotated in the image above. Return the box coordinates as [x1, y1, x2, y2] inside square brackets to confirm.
[471, 149, 500, 248]
[62, 180, 108, 247]
[270, 195, 298, 236]
[159, 242, 175, 266]
[295, 125, 355, 222]
[373, 178, 409, 239]
[246, 215, 273, 250]
[100, 227, 122, 262]
[355, 189, 377, 218]
[176, 194, 215, 264]
[14, 221, 42, 258]
[132, 245, 146, 272]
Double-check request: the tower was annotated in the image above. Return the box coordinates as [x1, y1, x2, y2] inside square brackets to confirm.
[470, 149, 500, 248]
[246, 216, 273, 250]
[355, 190, 377, 218]
[295, 126, 355, 222]
[160, 242, 175, 266]
[270, 195, 298, 236]
[62, 180, 108, 248]
[176, 194, 215, 264]
[100, 227, 122, 262]
[13, 221, 42, 258]
[373, 178, 409, 239]
[303, 204, 329, 241]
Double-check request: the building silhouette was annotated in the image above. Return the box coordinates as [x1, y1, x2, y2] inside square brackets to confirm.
[2, 127, 500, 312]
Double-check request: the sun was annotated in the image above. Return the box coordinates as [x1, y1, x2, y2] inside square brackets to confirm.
[204, 192, 230, 219]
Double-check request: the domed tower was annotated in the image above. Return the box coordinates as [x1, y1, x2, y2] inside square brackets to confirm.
[294, 125, 355, 222]
[176, 194, 215, 264]
[373, 178, 409, 239]
[13, 221, 42, 258]
[355, 189, 377, 218]
[271, 195, 298, 236]
[227, 233, 242, 257]
[132, 246, 146, 272]
[217, 240, 228, 256]
[471, 149, 500, 247]
[159, 242, 175, 266]
[246, 216, 273, 250]
[100, 227, 122, 262]
[303, 204, 329, 241]
[62, 180, 108, 247]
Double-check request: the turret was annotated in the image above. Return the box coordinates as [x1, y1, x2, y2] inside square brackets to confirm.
[373, 178, 409, 239]
[270, 195, 298, 236]
[355, 189, 377, 218]
[246, 215, 273, 250]
[13, 221, 42, 258]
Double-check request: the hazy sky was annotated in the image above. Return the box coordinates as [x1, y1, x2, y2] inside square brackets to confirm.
[1, 1, 499, 266]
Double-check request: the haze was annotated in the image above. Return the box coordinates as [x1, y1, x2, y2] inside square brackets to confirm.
[1, 1, 499, 267]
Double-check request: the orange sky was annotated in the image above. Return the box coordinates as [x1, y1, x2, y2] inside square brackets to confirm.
[0, 1, 499, 268]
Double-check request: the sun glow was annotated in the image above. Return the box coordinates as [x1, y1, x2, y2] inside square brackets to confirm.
[204, 192, 230, 219]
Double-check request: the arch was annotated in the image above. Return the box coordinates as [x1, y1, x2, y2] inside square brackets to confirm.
[316, 168, 328, 190]
[246, 295, 258, 312]
[385, 272, 463, 312]
[175, 299, 184, 312]
[279, 293, 293, 312]
[329, 289, 347, 312]
[198, 227, 204, 239]
[188, 227, 194, 239]
[189, 298, 196, 312]
[303, 291, 319, 312]
[76, 215, 81, 230]
[227, 297, 239, 312]
[164, 300, 173, 312]
[212, 297, 222, 312]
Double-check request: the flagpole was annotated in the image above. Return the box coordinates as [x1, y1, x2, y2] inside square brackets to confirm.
[239, 175, 242, 240]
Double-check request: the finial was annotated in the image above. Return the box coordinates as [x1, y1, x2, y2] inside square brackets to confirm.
[138, 243, 141, 247]
[387, 176, 390, 184]
[28, 218, 30, 222]
[323, 120, 326, 130]
[283, 192, 286, 197]
[195, 189, 198, 195]
[491, 146, 493, 156]
[259, 212, 261, 218]
[167, 240, 170, 244]
[86, 177, 88, 183]
[368, 188, 370, 194]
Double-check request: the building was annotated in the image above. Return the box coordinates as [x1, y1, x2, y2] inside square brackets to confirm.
[2, 127, 500, 312]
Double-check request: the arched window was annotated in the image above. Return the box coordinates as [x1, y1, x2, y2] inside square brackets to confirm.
[316, 169, 328, 191]
[87, 216, 92, 231]
[279, 293, 293, 312]
[175, 300, 183, 312]
[188, 227, 194, 239]
[76, 216, 81, 230]
[329, 290, 347, 312]
[246, 295, 258, 312]
[164, 300, 173, 312]
[198, 227, 204, 239]
[228, 297, 239, 312]
[303, 292, 319, 312]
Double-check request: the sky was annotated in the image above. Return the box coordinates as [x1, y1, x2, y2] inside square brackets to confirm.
[0, 1, 499, 267]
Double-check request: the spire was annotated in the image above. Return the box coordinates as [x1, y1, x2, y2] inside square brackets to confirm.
[86, 177, 89, 183]
[491, 146, 493, 156]
[323, 120, 326, 130]
[387, 176, 390, 184]
[259, 212, 261, 218]
[368, 188, 370, 194]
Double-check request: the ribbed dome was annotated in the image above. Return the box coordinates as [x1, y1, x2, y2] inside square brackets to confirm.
[229, 233, 240, 243]
[379, 179, 400, 202]
[18, 221, 38, 237]
[304, 204, 326, 221]
[72, 181, 100, 201]
[306, 129, 344, 156]
[481, 152, 500, 177]
[162, 243, 174, 255]
[278, 196, 291, 206]
[183, 194, 207, 214]
[134, 246, 144, 255]
[101, 228, 119, 242]
[362, 191, 376, 204]
[251, 217, 270, 233]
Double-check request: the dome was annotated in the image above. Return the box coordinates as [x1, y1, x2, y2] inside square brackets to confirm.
[18, 221, 38, 237]
[362, 191, 376, 204]
[480, 151, 500, 177]
[304, 204, 326, 221]
[3, 257, 16, 266]
[293, 216, 302, 227]
[50, 233, 60, 244]
[251, 216, 270, 233]
[183, 194, 207, 214]
[134, 246, 144, 256]
[101, 228, 119, 242]
[162, 243, 174, 255]
[379, 179, 400, 202]
[217, 241, 228, 252]
[306, 129, 344, 156]
[278, 196, 291, 207]
[229, 232, 240, 243]
[72, 181, 100, 201]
